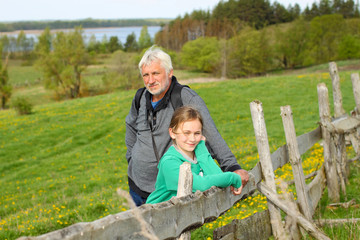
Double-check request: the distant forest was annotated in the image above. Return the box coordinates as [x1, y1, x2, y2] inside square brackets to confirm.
[155, 0, 360, 50]
[1, 0, 360, 81]
[0, 18, 170, 32]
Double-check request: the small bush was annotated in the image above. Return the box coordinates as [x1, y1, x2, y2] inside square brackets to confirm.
[11, 97, 33, 115]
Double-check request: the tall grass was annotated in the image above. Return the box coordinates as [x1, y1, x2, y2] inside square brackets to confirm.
[1, 64, 359, 239]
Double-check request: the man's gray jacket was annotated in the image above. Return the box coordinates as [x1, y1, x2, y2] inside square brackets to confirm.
[125, 77, 241, 198]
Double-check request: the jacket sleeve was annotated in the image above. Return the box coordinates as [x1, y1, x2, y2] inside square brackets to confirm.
[159, 153, 242, 193]
[182, 88, 242, 172]
[192, 172, 242, 192]
[125, 97, 138, 163]
[193, 141, 242, 191]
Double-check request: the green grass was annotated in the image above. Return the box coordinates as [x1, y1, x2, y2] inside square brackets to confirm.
[1, 61, 360, 239]
[8, 65, 42, 87]
[173, 69, 212, 80]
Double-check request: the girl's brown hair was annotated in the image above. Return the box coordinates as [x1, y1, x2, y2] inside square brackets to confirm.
[169, 106, 203, 131]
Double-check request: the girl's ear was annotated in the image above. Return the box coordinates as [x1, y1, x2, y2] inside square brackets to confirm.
[169, 128, 176, 140]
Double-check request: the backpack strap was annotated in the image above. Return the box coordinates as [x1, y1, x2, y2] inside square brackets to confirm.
[170, 82, 189, 110]
[134, 80, 190, 113]
[134, 87, 146, 114]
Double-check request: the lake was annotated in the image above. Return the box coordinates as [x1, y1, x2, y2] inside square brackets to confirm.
[0, 26, 162, 44]
[82, 26, 161, 43]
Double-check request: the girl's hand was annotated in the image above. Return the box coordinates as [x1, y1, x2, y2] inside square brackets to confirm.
[201, 135, 206, 141]
[231, 185, 243, 195]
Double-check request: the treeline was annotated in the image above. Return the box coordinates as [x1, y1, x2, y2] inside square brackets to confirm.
[0, 26, 152, 59]
[0, 18, 169, 32]
[155, 0, 360, 51]
[166, 14, 360, 78]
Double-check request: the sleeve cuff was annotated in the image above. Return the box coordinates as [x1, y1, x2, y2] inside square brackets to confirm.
[223, 164, 242, 172]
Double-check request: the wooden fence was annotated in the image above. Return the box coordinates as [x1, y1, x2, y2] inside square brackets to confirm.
[19, 62, 360, 240]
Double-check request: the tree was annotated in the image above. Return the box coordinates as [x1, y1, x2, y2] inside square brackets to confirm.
[318, 0, 333, 15]
[274, 19, 310, 68]
[35, 27, 52, 53]
[180, 37, 221, 73]
[87, 34, 101, 54]
[0, 44, 12, 109]
[0, 35, 10, 57]
[338, 34, 360, 59]
[227, 27, 271, 77]
[289, 3, 301, 19]
[108, 36, 123, 53]
[307, 14, 345, 64]
[16, 30, 27, 57]
[100, 35, 109, 53]
[124, 32, 138, 52]
[16, 30, 35, 61]
[35, 27, 90, 98]
[138, 26, 152, 50]
[270, 2, 293, 24]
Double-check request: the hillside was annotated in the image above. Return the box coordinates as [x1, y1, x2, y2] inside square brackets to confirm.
[1, 63, 360, 239]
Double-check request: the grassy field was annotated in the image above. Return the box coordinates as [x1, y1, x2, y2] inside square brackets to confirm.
[1, 60, 360, 239]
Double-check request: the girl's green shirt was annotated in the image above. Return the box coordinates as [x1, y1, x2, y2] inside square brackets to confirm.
[146, 140, 242, 204]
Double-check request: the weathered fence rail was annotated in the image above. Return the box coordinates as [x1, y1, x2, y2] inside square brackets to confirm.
[18, 127, 321, 240]
[19, 62, 359, 240]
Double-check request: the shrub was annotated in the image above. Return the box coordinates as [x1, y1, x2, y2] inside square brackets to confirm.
[180, 37, 221, 73]
[11, 97, 33, 115]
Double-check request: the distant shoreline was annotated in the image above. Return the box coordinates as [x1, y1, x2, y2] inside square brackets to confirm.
[0, 26, 161, 36]
[0, 18, 170, 34]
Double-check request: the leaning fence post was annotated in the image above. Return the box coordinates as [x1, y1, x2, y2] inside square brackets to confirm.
[250, 100, 287, 240]
[177, 162, 192, 240]
[351, 73, 360, 117]
[257, 182, 331, 240]
[280, 105, 313, 220]
[317, 83, 340, 202]
[329, 62, 346, 118]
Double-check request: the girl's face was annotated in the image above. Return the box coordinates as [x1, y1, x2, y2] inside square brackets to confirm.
[169, 119, 203, 159]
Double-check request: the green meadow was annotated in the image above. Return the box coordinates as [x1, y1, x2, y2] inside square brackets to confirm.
[1, 61, 360, 239]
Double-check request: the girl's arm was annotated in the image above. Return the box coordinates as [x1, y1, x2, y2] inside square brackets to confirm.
[160, 144, 242, 193]
[192, 172, 242, 192]
[160, 157, 242, 193]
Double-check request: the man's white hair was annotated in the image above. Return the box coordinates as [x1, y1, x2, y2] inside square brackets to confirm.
[138, 46, 173, 75]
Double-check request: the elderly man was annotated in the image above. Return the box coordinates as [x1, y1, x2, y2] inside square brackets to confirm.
[125, 46, 249, 206]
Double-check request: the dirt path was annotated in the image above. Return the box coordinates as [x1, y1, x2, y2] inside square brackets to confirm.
[178, 77, 225, 85]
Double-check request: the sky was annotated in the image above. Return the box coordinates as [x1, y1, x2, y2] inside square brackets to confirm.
[0, 0, 317, 22]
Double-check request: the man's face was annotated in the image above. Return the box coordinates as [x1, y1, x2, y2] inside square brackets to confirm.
[141, 61, 173, 101]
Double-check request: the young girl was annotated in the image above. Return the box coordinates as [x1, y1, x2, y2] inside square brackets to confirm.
[146, 106, 242, 204]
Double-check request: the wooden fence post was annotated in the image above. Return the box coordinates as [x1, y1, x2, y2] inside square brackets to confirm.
[351, 73, 360, 117]
[250, 100, 287, 240]
[280, 105, 313, 220]
[280, 181, 302, 240]
[177, 162, 192, 240]
[317, 83, 340, 202]
[329, 62, 346, 118]
[257, 182, 331, 240]
[350, 73, 360, 155]
[333, 131, 348, 196]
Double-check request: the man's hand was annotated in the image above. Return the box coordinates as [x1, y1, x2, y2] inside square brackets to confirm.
[230, 169, 249, 195]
